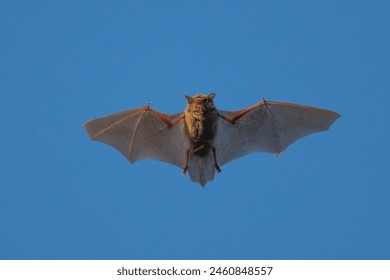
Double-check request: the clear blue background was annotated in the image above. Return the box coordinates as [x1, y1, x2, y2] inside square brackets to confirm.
[1, 0, 389, 259]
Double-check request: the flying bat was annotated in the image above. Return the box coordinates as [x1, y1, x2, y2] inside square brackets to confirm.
[83, 93, 340, 186]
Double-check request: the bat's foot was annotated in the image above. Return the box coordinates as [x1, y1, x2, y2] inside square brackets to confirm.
[212, 147, 222, 173]
[182, 167, 188, 175]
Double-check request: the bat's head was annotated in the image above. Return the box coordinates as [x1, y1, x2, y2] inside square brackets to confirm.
[185, 93, 216, 112]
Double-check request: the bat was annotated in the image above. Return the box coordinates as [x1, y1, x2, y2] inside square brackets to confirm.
[83, 93, 340, 187]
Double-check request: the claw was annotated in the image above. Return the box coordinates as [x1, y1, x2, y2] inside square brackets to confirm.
[212, 147, 221, 173]
[182, 148, 190, 175]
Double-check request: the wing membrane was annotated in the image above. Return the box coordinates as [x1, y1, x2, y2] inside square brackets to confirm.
[84, 107, 189, 168]
[215, 101, 340, 166]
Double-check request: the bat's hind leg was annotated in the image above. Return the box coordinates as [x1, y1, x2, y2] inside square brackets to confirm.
[212, 147, 222, 173]
[182, 148, 190, 175]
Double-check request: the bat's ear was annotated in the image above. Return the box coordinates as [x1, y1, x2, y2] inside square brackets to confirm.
[208, 93, 216, 99]
[185, 95, 193, 102]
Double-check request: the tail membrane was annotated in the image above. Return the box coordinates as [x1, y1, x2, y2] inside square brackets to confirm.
[187, 149, 215, 187]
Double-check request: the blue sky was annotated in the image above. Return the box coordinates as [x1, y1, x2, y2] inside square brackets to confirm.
[1, 0, 389, 259]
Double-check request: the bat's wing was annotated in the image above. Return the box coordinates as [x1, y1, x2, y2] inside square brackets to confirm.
[215, 101, 340, 166]
[83, 106, 189, 168]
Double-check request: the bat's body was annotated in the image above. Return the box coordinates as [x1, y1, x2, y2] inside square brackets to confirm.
[84, 93, 340, 186]
[184, 94, 218, 154]
[182, 94, 220, 177]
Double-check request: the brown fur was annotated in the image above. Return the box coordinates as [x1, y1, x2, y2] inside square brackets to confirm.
[184, 94, 218, 154]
